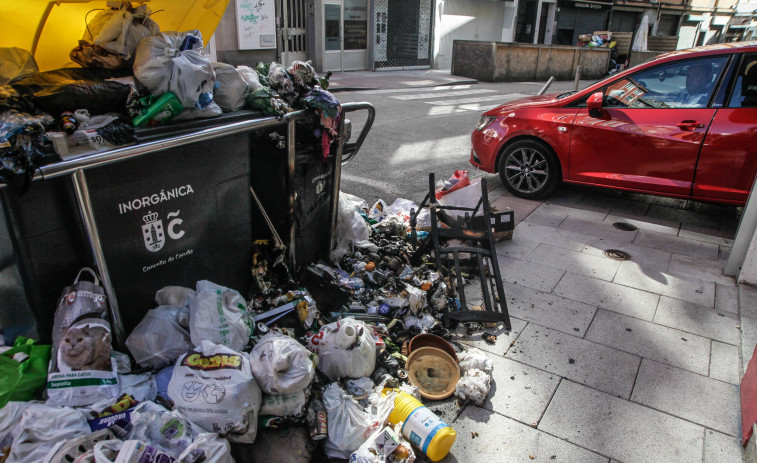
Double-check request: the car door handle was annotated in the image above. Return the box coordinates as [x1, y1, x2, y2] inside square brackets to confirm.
[677, 120, 705, 131]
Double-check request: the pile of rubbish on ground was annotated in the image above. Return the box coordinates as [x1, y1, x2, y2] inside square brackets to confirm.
[0, 1, 339, 193]
[0, 179, 505, 463]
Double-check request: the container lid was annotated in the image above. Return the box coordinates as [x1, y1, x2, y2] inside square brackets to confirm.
[4, 0, 230, 72]
[405, 346, 460, 400]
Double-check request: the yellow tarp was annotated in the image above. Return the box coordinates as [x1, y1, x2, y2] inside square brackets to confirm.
[2, 0, 231, 71]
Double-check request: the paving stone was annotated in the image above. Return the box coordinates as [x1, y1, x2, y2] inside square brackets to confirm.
[505, 324, 641, 398]
[522, 203, 573, 227]
[540, 380, 704, 463]
[498, 255, 566, 293]
[495, 235, 541, 260]
[585, 309, 712, 375]
[667, 254, 735, 287]
[679, 226, 735, 247]
[577, 194, 651, 217]
[503, 282, 597, 337]
[710, 341, 740, 385]
[582, 237, 672, 272]
[479, 354, 561, 424]
[630, 359, 740, 436]
[740, 284, 757, 372]
[454, 316, 528, 357]
[614, 261, 715, 307]
[438, 404, 608, 463]
[647, 204, 722, 229]
[554, 272, 659, 321]
[528, 243, 621, 282]
[559, 216, 638, 243]
[512, 221, 590, 252]
[703, 429, 744, 463]
[653, 296, 741, 345]
[602, 213, 679, 236]
[715, 284, 739, 315]
[633, 229, 720, 260]
[490, 194, 541, 228]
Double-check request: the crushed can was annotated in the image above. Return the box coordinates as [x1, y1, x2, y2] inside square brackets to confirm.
[307, 399, 327, 440]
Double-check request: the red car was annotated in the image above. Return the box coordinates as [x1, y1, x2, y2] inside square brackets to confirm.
[470, 41, 757, 205]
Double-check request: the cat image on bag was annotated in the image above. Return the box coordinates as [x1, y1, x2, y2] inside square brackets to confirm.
[58, 323, 112, 371]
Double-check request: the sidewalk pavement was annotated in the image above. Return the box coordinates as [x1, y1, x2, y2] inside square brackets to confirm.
[330, 69, 752, 461]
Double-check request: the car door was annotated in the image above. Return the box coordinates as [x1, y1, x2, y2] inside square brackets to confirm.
[693, 53, 757, 204]
[568, 55, 729, 196]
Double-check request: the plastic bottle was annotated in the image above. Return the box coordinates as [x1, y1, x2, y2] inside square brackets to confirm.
[59, 111, 78, 134]
[132, 92, 183, 127]
[334, 323, 357, 348]
[386, 390, 456, 461]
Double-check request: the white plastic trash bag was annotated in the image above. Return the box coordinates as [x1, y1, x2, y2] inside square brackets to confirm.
[168, 341, 262, 444]
[213, 62, 250, 112]
[305, 317, 376, 381]
[155, 286, 195, 309]
[189, 280, 252, 351]
[437, 177, 483, 219]
[126, 406, 198, 457]
[331, 192, 370, 262]
[178, 432, 234, 463]
[259, 390, 308, 416]
[126, 305, 192, 369]
[323, 383, 378, 459]
[250, 332, 316, 395]
[5, 403, 90, 463]
[133, 30, 215, 109]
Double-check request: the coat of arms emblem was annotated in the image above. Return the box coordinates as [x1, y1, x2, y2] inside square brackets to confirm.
[142, 211, 165, 252]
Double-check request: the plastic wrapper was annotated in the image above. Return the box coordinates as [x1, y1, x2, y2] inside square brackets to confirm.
[126, 306, 192, 369]
[288, 60, 319, 87]
[267, 62, 295, 98]
[212, 62, 250, 112]
[48, 117, 136, 160]
[331, 192, 371, 263]
[11, 68, 132, 116]
[346, 377, 376, 399]
[47, 428, 117, 463]
[403, 313, 437, 331]
[189, 280, 252, 351]
[350, 424, 416, 463]
[47, 268, 120, 408]
[437, 177, 483, 220]
[133, 30, 215, 109]
[70, 4, 160, 70]
[168, 341, 262, 444]
[454, 368, 491, 405]
[173, 101, 222, 121]
[404, 284, 427, 315]
[250, 332, 316, 394]
[237, 65, 262, 92]
[323, 383, 379, 459]
[0, 48, 38, 84]
[259, 389, 308, 416]
[3, 402, 90, 463]
[155, 286, 195, 309]
[246, 86, 292, 117]
[305, 317, 377, 381]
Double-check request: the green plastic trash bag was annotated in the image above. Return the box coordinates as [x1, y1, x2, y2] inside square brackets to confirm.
[0, 336, 51, 407]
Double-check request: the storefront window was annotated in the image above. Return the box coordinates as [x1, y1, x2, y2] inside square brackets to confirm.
[325, 4, 340, 51]
[344, 0, 367, 50]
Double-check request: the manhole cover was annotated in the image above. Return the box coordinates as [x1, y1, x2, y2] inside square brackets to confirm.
[605, 249, 631, 261]
[613, 222, 638, 231]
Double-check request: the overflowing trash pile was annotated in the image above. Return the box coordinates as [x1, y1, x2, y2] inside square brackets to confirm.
[0, 1, 339, 193]
[0, 176, 506, 462]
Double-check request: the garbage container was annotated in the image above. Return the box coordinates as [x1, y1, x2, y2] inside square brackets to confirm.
[0, 104, 374, 345]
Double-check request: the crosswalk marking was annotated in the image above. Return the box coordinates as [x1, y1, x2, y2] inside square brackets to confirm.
[391, 89, 495, 100]
[356, 85, 475, 95]
[425, 93, 529, 105]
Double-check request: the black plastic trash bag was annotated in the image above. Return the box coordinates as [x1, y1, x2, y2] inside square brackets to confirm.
[11, 68, 131, 116]
[0, 48, 39, 84]
[0, 110, 54, 194]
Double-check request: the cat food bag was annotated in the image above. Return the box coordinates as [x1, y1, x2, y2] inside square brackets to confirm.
[47, 268, 120, 407]
[189, 280, 252, 351]
[167, 340, 262, 444]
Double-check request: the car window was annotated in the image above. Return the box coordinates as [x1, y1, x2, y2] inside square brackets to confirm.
[727, 54, 757, 108]
[603, 56, 729, 109]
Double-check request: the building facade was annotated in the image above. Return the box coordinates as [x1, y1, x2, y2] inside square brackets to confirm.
[210, 0, 756, 72]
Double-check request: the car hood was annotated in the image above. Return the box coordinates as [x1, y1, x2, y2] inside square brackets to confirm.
[485, 94, 562, 115]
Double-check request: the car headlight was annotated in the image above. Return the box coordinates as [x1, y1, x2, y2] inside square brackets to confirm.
[475, 115, 497, 132]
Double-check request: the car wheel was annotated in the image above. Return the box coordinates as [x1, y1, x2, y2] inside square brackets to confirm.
[498, 140, 560, 199]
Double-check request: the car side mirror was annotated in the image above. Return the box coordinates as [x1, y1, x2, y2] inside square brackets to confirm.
[587, 92, 604, 118]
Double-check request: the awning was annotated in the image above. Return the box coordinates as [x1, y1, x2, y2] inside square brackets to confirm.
[4, 0, 231, 71]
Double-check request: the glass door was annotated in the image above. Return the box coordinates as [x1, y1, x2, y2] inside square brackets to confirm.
[323, 0, 368, 71]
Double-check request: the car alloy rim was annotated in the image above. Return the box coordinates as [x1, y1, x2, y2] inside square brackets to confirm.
[504, 147, 549, 193]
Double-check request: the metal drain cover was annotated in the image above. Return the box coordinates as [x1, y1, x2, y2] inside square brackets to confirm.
[613, 222, 638, 231]
[605, 249, 631, 261]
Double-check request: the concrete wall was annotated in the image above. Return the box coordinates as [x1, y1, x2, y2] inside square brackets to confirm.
[433, 0, 513, 69]
[214, 1, 278, 66]
[452, 40, 610, 81]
